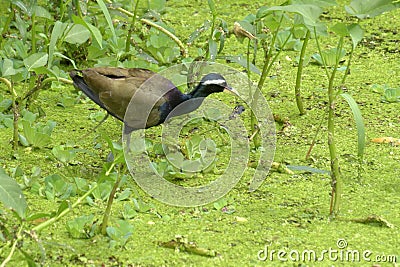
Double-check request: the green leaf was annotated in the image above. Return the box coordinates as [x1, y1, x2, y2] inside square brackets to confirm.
[53, 52, 77, 69]
[26, 212, 52, 222]
[330, 23, 364, 49]
[312, 48, 346, 67]
[122, 203, 137, 219]
[268, 4, 323, 27]
[13, 1, 28, 14]
[213, 197, 228, 210]
[21, 119, 53, 148]
[208, 39, 217, 61]
[45, 174, 75, 200]
[31, 66, 58, 78]
[132, 198, 152, 213]
[149, 34, 163, 49]
[0, 167, 27, 219]
[116, 188, 131, 201]
[207, 0, 217, 16]
[14, 39, 29, 59]
[74, 177, 89, 193]
[106, 220, 134, 248]
[340, 93, 365, 159]
[56, 200, 69, 216]
[289, 0, 337, 8]
[64, 24, 90, 45]
[14, 13, 28, 38]
[382, 87, 400, 103]
[331, 23, 349, 37]
[1, 59, 18, 76]
[348, 24, 364, 48]
[256, 6, 271, 19]
[21, 119, 35, 143]
[148, 0, 166, 12]
[23, 52, 48, 71]
[21, 110, 37, 123]
[72, 15, 103, 49]
[48, 21, 65, 69]
[224, 56, 261, 75]
[182, 159, 202, 172]
[167, 152, 185, 167]
[96, 0, 117, 44]
[187, 20, 210, 45]
[52, 145, 77, 163]
[66, 214, 95, 239]
[32, 5, 52, 19]
[0, 98, 12, 112]
[345, 0, 397, 19]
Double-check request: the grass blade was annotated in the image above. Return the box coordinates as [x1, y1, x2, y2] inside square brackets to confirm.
[96, 0, 117, 44]
[48, 21, 65, 69]
[340, 93, 365, 159]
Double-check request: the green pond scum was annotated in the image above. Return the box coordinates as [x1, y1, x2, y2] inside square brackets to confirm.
[0, 0, 399, 266]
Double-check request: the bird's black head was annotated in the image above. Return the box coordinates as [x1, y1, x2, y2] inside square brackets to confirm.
[190, 73, 236, 98]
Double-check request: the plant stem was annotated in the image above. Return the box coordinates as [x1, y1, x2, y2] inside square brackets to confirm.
[305, 110, 326, 160]
[314, 26, 344, 216]
[205, 10, 217, 60]
[59, 0, 65, 20]
[73, 0, 83, 18]
[0, 77, 12, 91]
[101, 174, 121, 235]
[314, 28, 330, 78]
[31, 12, 36, 54]
[328, 37, 344, 216]
[23, 77, 72, 100]
[340, 45, 354, 86]
[125, 0, 140, 53]
[3, 78, 20, 151]
[245, 38, 258, 147]
[0, 223, 24, 267]
[246, 38, 251, 81]
[0, 3, 14, 49]
[101, 155, 124, 235]
[32, 183, 99, 232]
[251, 18, 289, 148]
[294, 29, 310, 115]
[140, 18, 187, 57]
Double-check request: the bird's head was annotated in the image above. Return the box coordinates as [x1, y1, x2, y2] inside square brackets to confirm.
[191, 73, 238, 98]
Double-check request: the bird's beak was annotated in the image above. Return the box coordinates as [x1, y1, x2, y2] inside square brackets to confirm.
[224, 86, 239, 96]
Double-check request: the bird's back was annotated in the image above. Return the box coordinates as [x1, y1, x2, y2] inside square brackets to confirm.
[70, 67, 186, 130]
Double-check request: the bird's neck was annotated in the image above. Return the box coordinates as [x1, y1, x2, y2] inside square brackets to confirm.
[162, 87, 205, 120]
[188, 84, 208, 98]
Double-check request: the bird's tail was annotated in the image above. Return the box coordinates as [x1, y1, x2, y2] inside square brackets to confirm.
[69, 70, 104, 109]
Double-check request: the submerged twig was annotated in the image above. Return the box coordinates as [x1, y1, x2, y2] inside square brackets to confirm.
[140, 18, 187, 57]
[23, 77, 73, 100]
[158, 235, 218, 257]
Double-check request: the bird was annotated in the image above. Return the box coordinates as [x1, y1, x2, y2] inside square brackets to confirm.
[69, 67, 237, 136]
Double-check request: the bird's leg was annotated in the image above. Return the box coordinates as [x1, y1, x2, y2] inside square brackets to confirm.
[123, 125, 134, 153]
[80, 113, 110, 139]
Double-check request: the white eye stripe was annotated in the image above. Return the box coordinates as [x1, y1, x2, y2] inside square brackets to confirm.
[202, 79, 226, 85]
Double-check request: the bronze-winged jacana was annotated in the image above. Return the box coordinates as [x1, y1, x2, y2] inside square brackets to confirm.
[69, 67, 237, 135]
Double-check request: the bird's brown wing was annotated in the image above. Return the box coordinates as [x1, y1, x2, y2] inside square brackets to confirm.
[81, 67, 176, 129]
